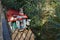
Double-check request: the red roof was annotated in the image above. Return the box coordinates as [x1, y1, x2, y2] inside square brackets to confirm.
[6, 9, 28, 22]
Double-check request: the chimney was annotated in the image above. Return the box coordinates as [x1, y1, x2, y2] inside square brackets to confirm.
[19, 8, 24, 14]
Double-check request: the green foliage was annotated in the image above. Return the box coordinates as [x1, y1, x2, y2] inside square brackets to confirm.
[1, 0, 60, 40]
[2, 0, 26, 9]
